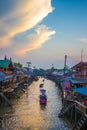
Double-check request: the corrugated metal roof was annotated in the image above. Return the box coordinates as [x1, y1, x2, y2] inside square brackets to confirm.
[0, 60, 11, 68]
[74, 87, 87, 96]
[70, 79, 87, 84]
[72, 62, 87, 69]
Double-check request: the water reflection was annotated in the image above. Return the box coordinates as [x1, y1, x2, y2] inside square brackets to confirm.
[0, 78, 71, 130]
[40, 105, 46, 110]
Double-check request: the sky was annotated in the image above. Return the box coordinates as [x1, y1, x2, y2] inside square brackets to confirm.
[0, 0, 87, 69]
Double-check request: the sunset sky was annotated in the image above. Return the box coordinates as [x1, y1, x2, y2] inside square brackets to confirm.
[0, 0, 87, 69]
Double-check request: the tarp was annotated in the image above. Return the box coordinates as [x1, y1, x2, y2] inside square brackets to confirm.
[0, 72, 5, 82]
[73, 87, 87, 96]
[63, 81, 71, 89]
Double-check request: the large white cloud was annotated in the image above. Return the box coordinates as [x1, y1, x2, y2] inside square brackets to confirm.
[15, 25, 56, 56]
[0, 0, 54, 48]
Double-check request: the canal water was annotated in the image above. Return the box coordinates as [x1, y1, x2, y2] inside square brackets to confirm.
[0, 78, 71, 130]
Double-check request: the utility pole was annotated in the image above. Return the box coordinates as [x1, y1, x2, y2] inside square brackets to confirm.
[81, 49, 83, 62]
[26, 62, 31, 82]
[26, 62, 31, 72]
[81, 50, 83, 78]
[64, 55, 67, 75]
[51, 64, 54, 71]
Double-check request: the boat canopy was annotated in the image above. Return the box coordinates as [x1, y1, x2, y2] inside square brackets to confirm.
[40, 89, 46, 95]
[73, 87, 87, 96]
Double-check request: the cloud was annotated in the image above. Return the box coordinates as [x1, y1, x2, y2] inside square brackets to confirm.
[15, 25, 56, 56]
[0, 0, 54, 47]
[79, 38, 87, 43]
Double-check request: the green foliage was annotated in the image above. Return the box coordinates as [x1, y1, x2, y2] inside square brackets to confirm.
[14, 62, 22, 68]
[39, 68, 45, 71]
[15, 93, 21, 98]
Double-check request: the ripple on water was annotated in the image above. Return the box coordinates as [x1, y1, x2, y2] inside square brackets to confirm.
[0, 78, 71, 130]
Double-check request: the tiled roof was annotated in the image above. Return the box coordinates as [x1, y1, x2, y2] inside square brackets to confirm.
[0, 60, 11, 68]
[72, 62, 87, 69]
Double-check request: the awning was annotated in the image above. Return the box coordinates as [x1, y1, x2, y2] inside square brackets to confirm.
[74, 87, 87, 96]
[0, 72, 6, 82]
[0, 78, 5, 82]
[70, 79, 87, 84]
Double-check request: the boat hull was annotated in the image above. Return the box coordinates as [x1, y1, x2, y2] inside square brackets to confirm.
[39, 95, 47, 105]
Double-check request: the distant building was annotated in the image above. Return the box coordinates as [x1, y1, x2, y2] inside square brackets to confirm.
[72, 62, 87, 79]
[0, 57, 14, 75]
[33, 69, 43, 76]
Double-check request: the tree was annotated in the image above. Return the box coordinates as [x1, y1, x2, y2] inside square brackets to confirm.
[14, 62, 22, 68]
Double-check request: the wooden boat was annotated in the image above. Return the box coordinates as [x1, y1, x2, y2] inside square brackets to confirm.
[39, 83, 44, 88]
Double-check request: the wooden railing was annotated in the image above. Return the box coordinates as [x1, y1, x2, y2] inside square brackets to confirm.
[75, 100, 87, 114]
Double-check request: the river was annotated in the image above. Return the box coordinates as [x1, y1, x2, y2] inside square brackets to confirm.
[0, 78, 71, 130]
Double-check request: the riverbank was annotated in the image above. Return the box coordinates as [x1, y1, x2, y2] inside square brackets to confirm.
[47, 75, 87, 130]
[0, 76, 37, 106]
